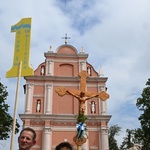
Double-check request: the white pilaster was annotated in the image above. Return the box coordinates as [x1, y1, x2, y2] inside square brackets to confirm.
[101, 128, 109, 150]
[45, 84, 53, 114]
[46, 60, 54, 76]
[99, 86, 107, 115]
[25, 84, 33, 114]
[82, 132, 89, 150]
[42, 128, 51, 150]
[79, 61, 86, 72]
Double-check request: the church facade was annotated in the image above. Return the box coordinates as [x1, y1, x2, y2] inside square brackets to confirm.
[20, 43, 111, 150]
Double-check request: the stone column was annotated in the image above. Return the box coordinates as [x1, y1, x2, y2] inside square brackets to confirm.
[82, 131, 89, 150]
[82, 143, 88, 150]
[46, 60, 53, 76]
[101, 127, 109, 150]
[80, 61, 86, 71]
[99, 86, 107, 115]
[42, 128, 51, 150]
[45, 84, 53, 114]
[25, 84, 33, 114]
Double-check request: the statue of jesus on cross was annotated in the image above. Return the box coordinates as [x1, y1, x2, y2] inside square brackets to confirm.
[55, 70, 109, 149]
[67, 90, 99, 115]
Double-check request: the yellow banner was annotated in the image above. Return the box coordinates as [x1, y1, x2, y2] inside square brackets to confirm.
[6, 18, 34, 78]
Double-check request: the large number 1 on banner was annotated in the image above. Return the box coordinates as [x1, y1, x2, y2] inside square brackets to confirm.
[6, 18, 33, 78]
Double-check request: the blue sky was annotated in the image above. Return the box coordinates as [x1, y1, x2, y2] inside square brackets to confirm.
[0, 0, 150, 149]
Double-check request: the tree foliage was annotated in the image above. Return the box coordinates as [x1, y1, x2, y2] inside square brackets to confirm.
[133, 128, 144, 147]
[108, 124, 121, 150]
[109, 79, 150, 150]
[136, 78, 150, 149]
[120, 129, 134, 150]
[0, 81, 20, 140]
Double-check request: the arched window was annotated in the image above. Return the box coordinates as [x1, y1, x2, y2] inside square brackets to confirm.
[36, 100, 41, 112]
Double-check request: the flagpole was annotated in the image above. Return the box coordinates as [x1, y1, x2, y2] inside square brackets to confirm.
[10, 61, 22, 150]
[77, 146, 81, 150]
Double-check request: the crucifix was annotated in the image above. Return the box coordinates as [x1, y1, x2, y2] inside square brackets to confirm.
[55, 70, 109, 150]
[62, 33, 71, 45]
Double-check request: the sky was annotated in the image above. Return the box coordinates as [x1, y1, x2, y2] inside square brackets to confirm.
[0, 0, 150, 149]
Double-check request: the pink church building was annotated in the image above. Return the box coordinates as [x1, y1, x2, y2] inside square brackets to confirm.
[20, 42, 111, 150]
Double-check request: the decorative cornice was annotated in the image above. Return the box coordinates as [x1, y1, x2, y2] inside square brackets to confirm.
[24, 75, 108, 82]
[19, 114, 111, 123]
[44, 52, 89, 58]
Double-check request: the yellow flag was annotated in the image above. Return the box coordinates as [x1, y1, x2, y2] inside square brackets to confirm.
[6, 18, 34, 78]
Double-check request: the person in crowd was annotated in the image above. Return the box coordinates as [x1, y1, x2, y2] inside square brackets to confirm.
[55, 142, 73, 150]
[18, 127, 36, 150]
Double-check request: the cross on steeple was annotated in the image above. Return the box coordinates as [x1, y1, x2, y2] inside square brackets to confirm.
[62, 33, 71, 44]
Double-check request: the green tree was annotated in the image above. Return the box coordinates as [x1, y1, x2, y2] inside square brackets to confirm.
[0, 81, 20, 140]
[120, 129, 134, 150]
[136, 78, 150, 149]
[133, 128, 144, 146]
[108, 124, 121, 150]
